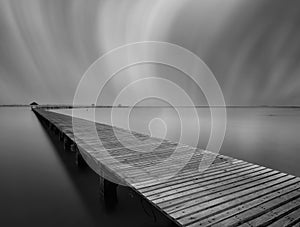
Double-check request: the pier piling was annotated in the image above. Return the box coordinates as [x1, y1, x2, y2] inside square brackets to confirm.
[99, 175, 118, 208]
[63, 137, 72, 151]
[75, 150, 88, 168]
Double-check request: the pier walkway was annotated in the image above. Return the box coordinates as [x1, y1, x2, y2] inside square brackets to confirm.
[33, 108, 300, 227]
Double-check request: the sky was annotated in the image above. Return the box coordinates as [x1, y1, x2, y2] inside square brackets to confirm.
[0, 0, 299, 106]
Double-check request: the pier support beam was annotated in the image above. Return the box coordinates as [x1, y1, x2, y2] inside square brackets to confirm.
[53, 127, 59, 135]
[70, 143, 76, 152]
[63, 137, 72, 151]
[59, 132, 64, 141]
[99, 175, 118, 209]
[75, 149, 88, 168]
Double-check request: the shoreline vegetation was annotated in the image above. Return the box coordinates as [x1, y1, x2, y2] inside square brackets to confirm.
[1, 104, 300, 109]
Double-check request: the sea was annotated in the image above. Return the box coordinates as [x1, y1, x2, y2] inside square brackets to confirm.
[0, 107, 299, 226]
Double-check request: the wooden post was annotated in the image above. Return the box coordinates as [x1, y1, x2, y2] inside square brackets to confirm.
[54, 127, 59, 135]
[99, 175, 118, 209]
[75, 149, 88, 168]
[63, 136, 72, 151]
[59, 132, 64, 141]
[70, 143, 76, 152]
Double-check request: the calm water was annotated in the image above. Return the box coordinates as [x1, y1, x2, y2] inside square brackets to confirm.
[55, 107, 300, 177]
[0, 107, 172, 227]
[1, 107, 300, 226]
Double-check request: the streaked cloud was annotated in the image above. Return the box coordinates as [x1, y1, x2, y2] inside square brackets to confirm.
[0, 0, 299, 105]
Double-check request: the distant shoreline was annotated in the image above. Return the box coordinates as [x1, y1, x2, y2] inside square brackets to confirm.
[1, 105, 300, 109]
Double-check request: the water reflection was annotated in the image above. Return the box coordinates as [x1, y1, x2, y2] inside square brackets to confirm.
[0, 107, 174, 227]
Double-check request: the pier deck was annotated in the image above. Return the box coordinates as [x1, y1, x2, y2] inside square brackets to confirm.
[33, 108, 300, 227]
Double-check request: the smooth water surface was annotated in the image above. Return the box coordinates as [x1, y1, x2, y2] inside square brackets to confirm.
[1, 107, 299, 226]
[0, 107, 171, 227]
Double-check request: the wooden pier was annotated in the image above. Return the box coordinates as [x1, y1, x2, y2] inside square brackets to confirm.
[33, 108, 300, 227]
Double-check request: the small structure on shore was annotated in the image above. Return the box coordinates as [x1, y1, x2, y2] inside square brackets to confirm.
[30, 102, 39, 110]
[30, 102, 38, 106]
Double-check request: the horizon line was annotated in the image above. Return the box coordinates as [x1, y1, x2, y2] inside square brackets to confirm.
[1, 104, 300, 108]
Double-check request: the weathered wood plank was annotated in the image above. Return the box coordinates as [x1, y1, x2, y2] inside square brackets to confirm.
[161, 173, 291, 213]
[188, 179, 300, 226]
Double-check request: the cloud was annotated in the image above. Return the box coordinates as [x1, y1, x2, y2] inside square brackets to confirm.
[0, 0, 299, 105]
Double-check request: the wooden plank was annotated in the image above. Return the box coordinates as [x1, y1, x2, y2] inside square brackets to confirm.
[149, 167, 272, 203]
[268, 207, 300, 227]
[135, 161, 249, 191]
[166, 174, 294, 217]
[245, 197, 300, 226]
[145, 165, 266, 199]
[187, 179, 300, 226]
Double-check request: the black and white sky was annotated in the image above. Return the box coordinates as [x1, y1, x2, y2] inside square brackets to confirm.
[0, 0, 299, 105]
